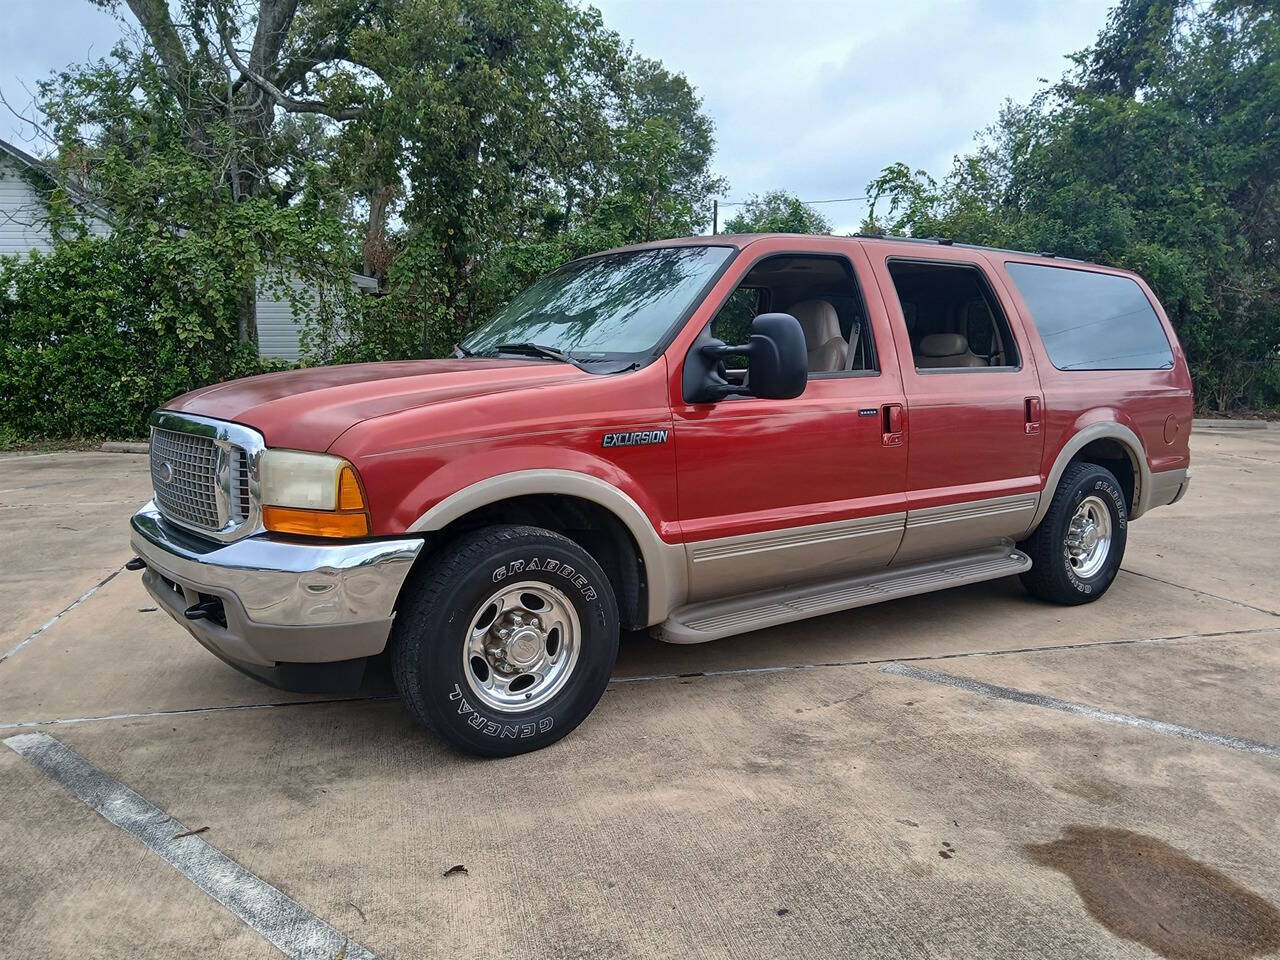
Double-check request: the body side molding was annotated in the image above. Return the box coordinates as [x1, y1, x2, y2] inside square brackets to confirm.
[894, 491, 1039, 564]
[408, 469, 686, 624]
[685, 511, 907, 602]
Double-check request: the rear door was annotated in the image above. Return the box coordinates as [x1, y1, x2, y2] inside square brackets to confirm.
[866, 246, 1045, 562]
[670, 238, 908, 602]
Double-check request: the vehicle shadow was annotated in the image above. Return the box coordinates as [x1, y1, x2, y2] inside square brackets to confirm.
[611, 575, 1051, 680]
[363, 566, 1182, 717]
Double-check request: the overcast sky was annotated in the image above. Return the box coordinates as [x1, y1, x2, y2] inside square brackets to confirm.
[1, 0, 1115, 232]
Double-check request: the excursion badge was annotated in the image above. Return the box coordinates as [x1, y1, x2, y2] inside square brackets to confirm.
[602, 429, 669, 448]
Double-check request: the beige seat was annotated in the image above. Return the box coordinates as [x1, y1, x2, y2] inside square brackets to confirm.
[786, 299, 847, 373]
[916, 333, 985, 368]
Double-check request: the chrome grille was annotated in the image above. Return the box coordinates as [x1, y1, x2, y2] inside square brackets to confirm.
[147, 412, 263, 542]
[150, 428, 224, 531]
[235, 449, 251, 522]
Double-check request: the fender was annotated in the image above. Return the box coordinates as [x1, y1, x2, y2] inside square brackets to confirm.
[408, 469, 688, 625]
[1026, 421, 1151, 534]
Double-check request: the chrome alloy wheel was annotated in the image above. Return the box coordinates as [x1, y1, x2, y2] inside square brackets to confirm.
[1064, 495, 1113, 578]
[463, 581, 581, 713]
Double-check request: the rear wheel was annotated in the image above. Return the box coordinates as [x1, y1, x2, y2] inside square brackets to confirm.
[391, 525, 619, 757]
[1019, 462, 1128, 605]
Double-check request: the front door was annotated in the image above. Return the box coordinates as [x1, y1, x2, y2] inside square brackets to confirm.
[670, 240, 909, 602]
[868, 249, 1045, 562]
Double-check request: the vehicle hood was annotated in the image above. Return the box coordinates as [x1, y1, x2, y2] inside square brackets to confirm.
[164, 358, 590, 450]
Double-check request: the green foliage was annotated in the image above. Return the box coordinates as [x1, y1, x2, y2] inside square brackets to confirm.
[0, 235, 284, 441]
[2, 0, 724, 437]
[863, 0, 1279, 411]
[1, 48, 357, 440]
[302, 0, 724, 363]
[723, 190, 832, 235]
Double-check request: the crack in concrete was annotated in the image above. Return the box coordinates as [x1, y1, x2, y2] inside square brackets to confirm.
[1121, 567, 1280, 617]
[0, 695, 399, 730]
[0, 563, 127, 666]
[881, 661, 1280, 758]
[2, 626, 1272, 730]
[1208, 450, 1280, 466]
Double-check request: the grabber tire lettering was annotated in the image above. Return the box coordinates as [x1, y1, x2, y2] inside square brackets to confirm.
[390, 524, 619, 757]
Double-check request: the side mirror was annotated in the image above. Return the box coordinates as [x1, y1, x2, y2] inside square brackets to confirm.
[741, 313, 809, 399]
[683, 312, 808, 403]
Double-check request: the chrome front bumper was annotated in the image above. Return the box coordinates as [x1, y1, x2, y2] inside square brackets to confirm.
[130, 501, 423, 678]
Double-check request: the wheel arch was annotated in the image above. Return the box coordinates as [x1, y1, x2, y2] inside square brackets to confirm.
[1027, 421, 1151, 533]
[408, 470, 686, 626]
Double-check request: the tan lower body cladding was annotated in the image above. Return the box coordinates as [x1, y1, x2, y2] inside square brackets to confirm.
[684, 491, 1038, 603]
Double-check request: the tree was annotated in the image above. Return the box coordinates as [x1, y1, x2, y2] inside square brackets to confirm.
[1, 0, 726, 439]
[723, 190, 831, 235]
[863, 0, 1280, 411]
[340, 2, 724, 356]
[23, 0, 724, 362]
[37, 0, 382, 343]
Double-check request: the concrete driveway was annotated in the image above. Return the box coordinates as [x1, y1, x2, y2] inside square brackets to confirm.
[1, 428, 1278, 960]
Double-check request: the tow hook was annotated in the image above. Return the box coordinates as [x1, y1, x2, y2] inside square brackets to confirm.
[124, 556, 147, 571]
[183, 599, 222, 621]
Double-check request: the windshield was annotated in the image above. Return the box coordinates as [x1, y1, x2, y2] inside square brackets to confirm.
[462, 245, 734, 363]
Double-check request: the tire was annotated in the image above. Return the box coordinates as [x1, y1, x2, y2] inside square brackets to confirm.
[391, 525, 619, 757]
[1018, 462, 1128, 605]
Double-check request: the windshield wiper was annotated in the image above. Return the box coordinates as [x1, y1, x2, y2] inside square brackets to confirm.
[492, 342, 583, 367]
[454, 342, 477, 358]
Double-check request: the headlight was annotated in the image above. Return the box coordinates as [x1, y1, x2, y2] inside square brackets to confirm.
[259, 450, 371, 538]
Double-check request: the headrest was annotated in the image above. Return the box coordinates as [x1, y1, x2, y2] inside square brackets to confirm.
[786, 299, 840, 345]
[919, 333, 970, 357]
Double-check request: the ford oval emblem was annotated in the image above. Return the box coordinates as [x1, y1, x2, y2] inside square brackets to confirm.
[159, 461, 174, 484]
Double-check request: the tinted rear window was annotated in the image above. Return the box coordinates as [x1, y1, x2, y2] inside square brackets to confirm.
[1005, 263, 1174, 371]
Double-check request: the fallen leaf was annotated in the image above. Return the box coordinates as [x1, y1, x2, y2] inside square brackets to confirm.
[442, 864, 468, 878]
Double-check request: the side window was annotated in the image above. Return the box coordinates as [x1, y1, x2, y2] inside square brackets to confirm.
[886, 260, 1020, 371]
[1004, 262, 1174, 370]
[711, 287, 764, 356]
[708, 255, 878, 378]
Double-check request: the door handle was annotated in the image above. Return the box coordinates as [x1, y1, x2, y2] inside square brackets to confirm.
[882, 403, 904, 447]
[1024, 396, 1042, 436]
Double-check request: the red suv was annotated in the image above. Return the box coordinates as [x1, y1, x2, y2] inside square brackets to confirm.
[130, 234, 1192, 756]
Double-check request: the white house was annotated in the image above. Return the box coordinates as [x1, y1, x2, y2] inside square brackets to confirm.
[0, 138, 112, 253]
[0, 136, 375, 361]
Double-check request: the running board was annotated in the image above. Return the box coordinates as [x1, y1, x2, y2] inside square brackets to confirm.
[655, 544, 1031, 644]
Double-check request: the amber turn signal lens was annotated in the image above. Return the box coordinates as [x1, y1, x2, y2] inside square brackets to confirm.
[337, 466, 366, 511]
[262, 505, 371, 538]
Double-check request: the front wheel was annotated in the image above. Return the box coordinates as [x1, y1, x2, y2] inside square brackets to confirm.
[1018, 462, 1128, 605]
[391, 525, 619, 757]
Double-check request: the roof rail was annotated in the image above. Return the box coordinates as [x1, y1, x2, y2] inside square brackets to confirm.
[853, 232, 944, 246]
[852, 232, 1091, 264]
